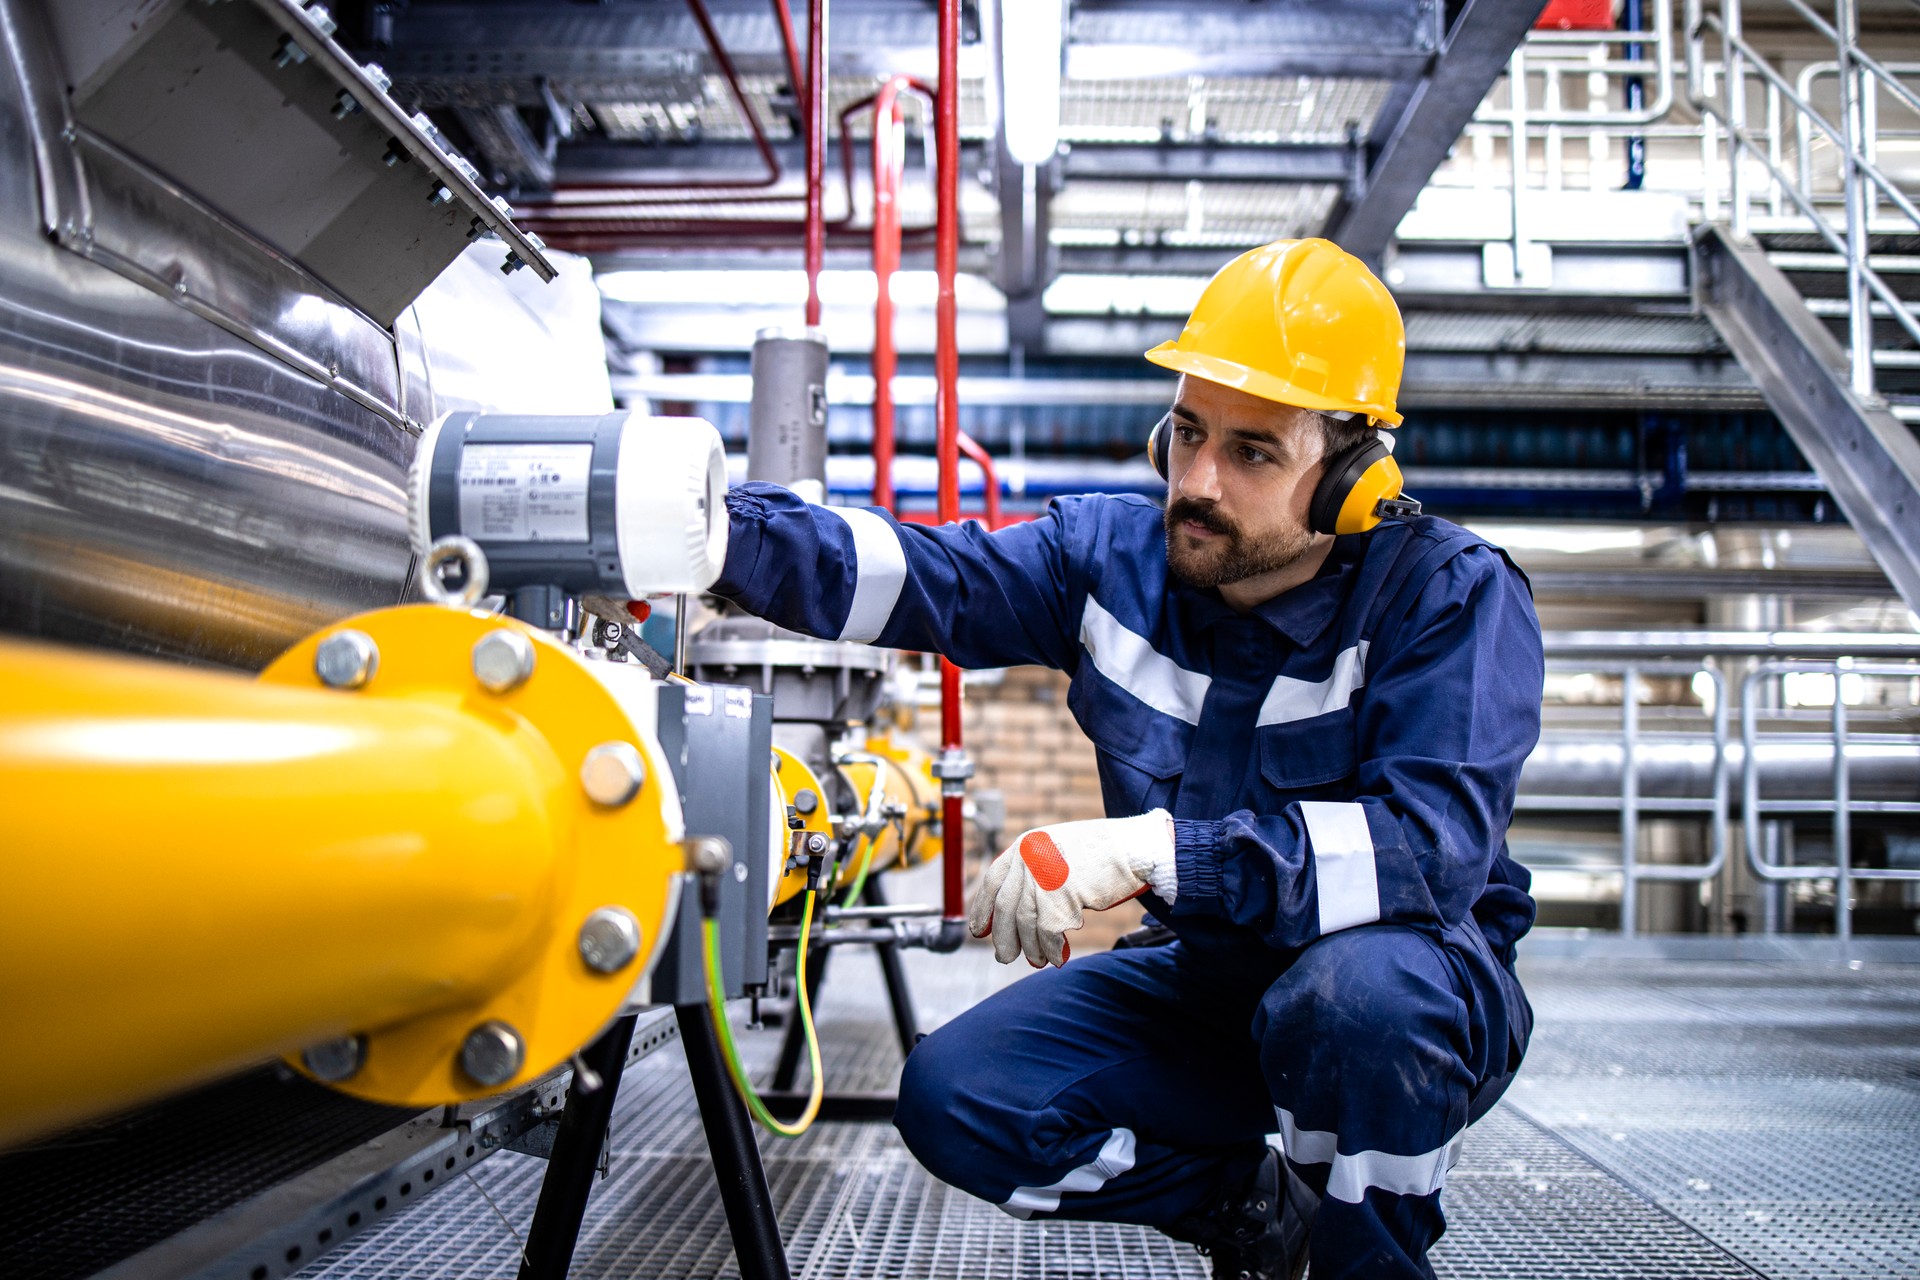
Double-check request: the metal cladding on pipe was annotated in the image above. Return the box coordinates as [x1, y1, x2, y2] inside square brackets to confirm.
[1521, 732, 1920, 801]
[0, 606, 686, 1148]
[747, 327, 831, 503]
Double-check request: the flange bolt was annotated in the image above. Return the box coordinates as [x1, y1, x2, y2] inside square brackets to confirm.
[577, 906, 642, 974]
[471, 629, 535, 692]
[301, 1034, 366, 1082]
[459, 1021, 525, 1087]
[684, 835, 733, 876]
[314, 630, 379, 690]
[580, 742, 645, 807]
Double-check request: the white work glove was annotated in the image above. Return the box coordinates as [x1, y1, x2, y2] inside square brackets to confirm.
[967, 810, 1177, 968]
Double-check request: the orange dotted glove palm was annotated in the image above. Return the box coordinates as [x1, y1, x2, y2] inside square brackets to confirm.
[966, 810, 1177, 968]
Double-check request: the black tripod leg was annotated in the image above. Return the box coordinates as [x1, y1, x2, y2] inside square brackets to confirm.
[674, 1003, 791, 1280]
[864, 879, 921, 1057]
[769, 945, 829, 1092]
[517, 1013, 638, 1280]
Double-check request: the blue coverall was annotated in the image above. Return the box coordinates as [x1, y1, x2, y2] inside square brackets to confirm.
[713, 482, 1543, 1279]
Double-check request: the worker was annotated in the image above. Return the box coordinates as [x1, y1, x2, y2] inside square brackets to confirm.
[710, 238, 1542, 1280]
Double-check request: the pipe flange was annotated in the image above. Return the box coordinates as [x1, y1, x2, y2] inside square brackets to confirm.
[261, 604, 684, 1107]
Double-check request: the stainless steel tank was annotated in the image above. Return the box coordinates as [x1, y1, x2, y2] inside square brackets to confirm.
[0, 0, 597, 670]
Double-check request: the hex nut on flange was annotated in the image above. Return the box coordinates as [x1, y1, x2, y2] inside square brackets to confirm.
[301, 1034, 366, 1082]
[684, 835, 733, 876]
[577, 906, 643, 974]
[471, 629, 535, 692]
[459, 1021, 525, 1087]
[580, 741, 645, 807]
[314, 630, 379, 690]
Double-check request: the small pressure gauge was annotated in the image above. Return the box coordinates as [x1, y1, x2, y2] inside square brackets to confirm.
[409, 410, 728, 601]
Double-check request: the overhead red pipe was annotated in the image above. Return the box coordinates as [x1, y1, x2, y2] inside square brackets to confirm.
[933, 0, 967, 934]
[527, 92, 942, 248]
[770, 0, 805, 115]
[954, 430, 1003, 530]
[803, 0, 827, 326]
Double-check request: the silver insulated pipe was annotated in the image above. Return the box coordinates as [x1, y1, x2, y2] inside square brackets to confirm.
[746, 326, 830, 503]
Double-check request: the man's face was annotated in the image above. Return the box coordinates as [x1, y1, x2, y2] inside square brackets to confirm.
[1162, 375, 1328, 590]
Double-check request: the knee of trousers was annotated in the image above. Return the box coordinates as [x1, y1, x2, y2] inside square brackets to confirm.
[1253, 924, 1468, 1105]
[895, 1021, 1009, 1195]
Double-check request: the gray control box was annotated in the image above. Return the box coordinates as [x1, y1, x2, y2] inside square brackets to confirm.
[652, 683, 775, 1005]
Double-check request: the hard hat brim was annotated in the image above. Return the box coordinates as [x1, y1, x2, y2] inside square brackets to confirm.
[1144, 343, 1404, 428]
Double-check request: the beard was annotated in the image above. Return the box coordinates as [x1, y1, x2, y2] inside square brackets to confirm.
[1163, 497, 1316, 589]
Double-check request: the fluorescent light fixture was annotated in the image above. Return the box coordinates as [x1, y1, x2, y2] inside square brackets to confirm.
[999, 0, 1064, 167]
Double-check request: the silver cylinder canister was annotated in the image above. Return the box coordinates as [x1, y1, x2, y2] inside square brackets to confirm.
[747, 326, 830, 503]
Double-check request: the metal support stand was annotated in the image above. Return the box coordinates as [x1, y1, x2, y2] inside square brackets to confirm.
[864, 878, 921, 1056]
[517, 1014, 638, 1280]
[674, 1003, 791, 1280]
[757, 879, 923, 1124]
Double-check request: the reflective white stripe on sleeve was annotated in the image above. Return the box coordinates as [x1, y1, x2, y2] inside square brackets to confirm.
[1299, 800, 1380, 935]
[1001, 1128, 1138, 1219]
[1078, 596, 1211, 725]
[1256, 641, 1370, 726]
[1274, 1109, 1463, 1204]
[820, 505, 908, 644]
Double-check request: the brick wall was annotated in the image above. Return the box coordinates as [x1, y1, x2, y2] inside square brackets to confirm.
[931, 665, 1149, 951]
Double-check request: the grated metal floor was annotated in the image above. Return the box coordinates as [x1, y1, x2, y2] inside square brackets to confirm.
[300, 917, 1920, 1280]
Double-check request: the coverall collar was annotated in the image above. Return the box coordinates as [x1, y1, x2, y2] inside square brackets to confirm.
[1168, 533, 1364, 648]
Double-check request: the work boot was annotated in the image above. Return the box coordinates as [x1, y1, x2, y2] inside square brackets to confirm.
[1172, 1147, 1314, 1280]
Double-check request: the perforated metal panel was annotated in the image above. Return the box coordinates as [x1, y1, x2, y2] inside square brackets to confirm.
[0, 1072, 416, 1280]
[287, 939, 1920, 1280]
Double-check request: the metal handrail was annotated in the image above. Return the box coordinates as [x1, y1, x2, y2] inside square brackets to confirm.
[1691, 93, 1920, 357]
[1478, 0, 1677, 127]
[1740, 661, 1920, 946]
[1538, 659, 1730, 938]
[1689, 0, 1920, 397]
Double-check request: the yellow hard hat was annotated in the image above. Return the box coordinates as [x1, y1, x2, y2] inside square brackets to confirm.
[1144, 238, 1405, 427]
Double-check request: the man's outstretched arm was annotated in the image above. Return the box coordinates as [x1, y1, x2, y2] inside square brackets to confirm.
[710, 481, 1082, 671]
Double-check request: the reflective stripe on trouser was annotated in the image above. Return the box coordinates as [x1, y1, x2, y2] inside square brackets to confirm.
[894, 920, 1527, 1280]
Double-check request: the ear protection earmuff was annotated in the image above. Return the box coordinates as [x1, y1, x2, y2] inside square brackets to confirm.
[1147, 410, 1421, 536]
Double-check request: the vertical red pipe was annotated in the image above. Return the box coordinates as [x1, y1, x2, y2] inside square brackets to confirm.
[934, 0, 966, 928]
[803, 0, 827, 327]
[870, 80, 906, 513]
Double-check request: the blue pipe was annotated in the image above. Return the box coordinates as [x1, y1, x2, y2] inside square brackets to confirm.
[1624, 0, 1647, 190]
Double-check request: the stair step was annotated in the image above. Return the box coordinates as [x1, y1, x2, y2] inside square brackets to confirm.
[1768, 253, 1920, 273]
[1894, 404, 1920, 424]
[1876, 350, 1920, 368]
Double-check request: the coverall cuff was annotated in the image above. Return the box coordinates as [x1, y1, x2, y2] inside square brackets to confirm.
[1170, 820, 1224, 914]
[710, 487, 773, 596]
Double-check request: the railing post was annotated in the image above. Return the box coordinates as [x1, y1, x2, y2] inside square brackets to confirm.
[1766, 82, 1783, 218]
[1831, 663, 1853, 949]
[1509, 47, 1531, 285]
[1833, 0, 1876, 398]
[1621, 664, 1641, 938]
[1725, 0, 1748, 239]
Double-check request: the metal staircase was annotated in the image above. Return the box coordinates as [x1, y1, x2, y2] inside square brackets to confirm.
[1686, 0, 1920, 609]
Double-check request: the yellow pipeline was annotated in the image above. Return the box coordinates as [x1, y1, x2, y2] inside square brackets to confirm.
[0, 608, 680, 1148]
